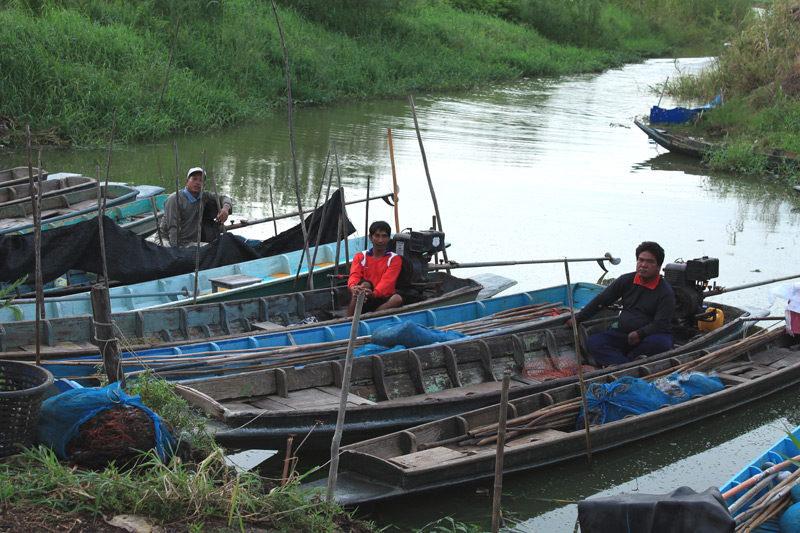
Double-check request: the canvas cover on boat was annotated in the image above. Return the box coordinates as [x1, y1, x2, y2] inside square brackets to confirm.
[650, 91, 722, 124]
[578, 486, 734, 533]
[0, 189, 355, 285]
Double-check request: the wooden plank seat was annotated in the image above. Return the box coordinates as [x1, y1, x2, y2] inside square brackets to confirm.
[209, 274, 261, 293]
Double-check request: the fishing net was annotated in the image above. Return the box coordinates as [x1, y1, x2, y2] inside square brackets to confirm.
[66, 404, 186, 470]
[522, 357, 596, 382]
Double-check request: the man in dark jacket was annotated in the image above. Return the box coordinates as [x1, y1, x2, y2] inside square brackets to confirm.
[568, 241, 675, 367]
[160, 167, 233, 247]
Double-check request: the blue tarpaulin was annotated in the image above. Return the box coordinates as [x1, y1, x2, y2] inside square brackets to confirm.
[650, 91, 722, 124]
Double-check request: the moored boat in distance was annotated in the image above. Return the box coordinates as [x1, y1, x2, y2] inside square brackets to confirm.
[307, 327, 798, 506]
[173, 296, 753, 451]
[0, 166, 47, 188]
[0, 183, 140, 234]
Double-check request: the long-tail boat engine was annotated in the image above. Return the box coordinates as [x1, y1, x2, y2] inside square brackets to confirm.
[391, 229, 446, 286]
[663, 256, 720, 327]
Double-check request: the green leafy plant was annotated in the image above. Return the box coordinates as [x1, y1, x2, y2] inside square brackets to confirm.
[0, 276, 28, 321]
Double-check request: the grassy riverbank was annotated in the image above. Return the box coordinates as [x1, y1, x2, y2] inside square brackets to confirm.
[662, 0, 800, 181]
[0, 374, 374, 532]
[0, 0, 749, 146]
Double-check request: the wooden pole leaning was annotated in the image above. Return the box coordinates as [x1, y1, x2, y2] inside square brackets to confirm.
[364, 175, 370, 250]
[333, 142, 350, 272]
[150, 196, 164, 246]
[309, 170, 335, 287]
[292, 171, 327, 291]
[564, 259, 593, 468]
[408, 94, 449, 271]
[99, 110, 117, 289]
[327, 290, 366, 502]
[174, 141, 182, 247]
[25, 127, 43, 365]
[91, 284, 125, 387]
[491, 370, 511, 533]
[387, 127, 400, 232]
[271, 0, 315, 289]
[192, 155, 207, 305]
[268, 184, 278, 236]
[209, 168, 223, 233]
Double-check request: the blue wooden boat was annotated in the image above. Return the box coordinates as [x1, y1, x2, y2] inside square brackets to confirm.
[35, 282, 603, 383]
[8, 193, 167, 237]
[0, 271, 487, 357]
[0, 167, 47, 187]
[0, 236, 365, 322]
[176, 299, 759, 451]
[720, 425, 800, 532]
[0, 174, 96, 207]
[0, 183, 140, 234]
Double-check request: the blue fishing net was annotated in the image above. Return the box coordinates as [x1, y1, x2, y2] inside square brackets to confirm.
[371, 321, 466, 348]
[36, 382, 176, 463]
[577, 372, 723, 428]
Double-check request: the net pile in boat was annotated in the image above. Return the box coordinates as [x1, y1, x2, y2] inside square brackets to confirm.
[522, 357, 596, 382]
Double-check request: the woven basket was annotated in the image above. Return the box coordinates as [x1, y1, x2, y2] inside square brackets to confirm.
[0, 361, 54, 458]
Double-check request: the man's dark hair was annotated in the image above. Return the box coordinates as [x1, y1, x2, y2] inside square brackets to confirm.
[635, 241, 665, 265]
[369, 220, 391, 236]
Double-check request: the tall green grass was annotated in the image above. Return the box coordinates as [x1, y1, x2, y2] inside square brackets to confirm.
[0, 0, 745, 145]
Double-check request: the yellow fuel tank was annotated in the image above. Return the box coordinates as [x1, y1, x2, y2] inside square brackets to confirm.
[698, 307, 724, 332]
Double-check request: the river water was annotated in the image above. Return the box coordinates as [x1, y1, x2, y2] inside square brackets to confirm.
[2, 57, 800, 531]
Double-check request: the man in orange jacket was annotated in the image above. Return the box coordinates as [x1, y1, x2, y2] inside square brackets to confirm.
[347, 221, 404, 317]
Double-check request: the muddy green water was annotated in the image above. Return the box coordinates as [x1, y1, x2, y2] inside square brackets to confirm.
[2, 56, 799, 531]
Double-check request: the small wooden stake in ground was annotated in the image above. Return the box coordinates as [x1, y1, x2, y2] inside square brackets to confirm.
[564, 259, 593, 468]
[327, 290, 366, 501]
[491, 370, 511, 533]
[282, 435, 294, 486]
[91, 284, 125, 387]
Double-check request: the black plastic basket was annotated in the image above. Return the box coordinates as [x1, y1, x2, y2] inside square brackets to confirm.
[0, 361, 54, 458]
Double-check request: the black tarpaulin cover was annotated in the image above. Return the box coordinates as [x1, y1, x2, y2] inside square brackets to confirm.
[578, 486, 734, 533]
[0, 188, 355, 285]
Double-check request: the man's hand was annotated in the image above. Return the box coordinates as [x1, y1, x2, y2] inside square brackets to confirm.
[627, 331, 641, 346]
[217, 205, 230, 224]
[565, 317, 574, 328]
[349, 284, 372, 299]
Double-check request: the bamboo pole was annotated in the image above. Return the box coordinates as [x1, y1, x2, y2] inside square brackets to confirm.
[150, 196, 164, 246]
[209, 169, 223, 234]
[25, 128, 43, 365]
[408, 94, 449, 269]
[98, 109, 117, 289]
[292, 167, 328, 291]
[327, 290, 366, 501]
[387, 127, 400, 232]
[95, 171, 110, 290]
[364, 174, 370, 250]
[309, 170, 335, 287]
[333, 142, 350, 271]
[174, 141, 182, 247]
[271, 0, 314, 289]
[491, 370, 511, 533]
[268, 184, 278, 236]
[565, 260, 593, 468]
[281, 435, 294, 486]
[157, 19, 180, 116]
[192, 154, 206, 305]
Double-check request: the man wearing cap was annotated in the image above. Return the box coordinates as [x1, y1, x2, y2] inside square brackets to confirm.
[160, 167, 233, 248]
[566, 241, 675, 367]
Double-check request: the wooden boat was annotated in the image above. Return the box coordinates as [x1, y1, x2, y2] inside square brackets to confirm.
[635, 120, 799, 169]
[634, 120, 716, 159]
[0, 167, 47, 188]
[308, 327, 798, 506]
[0, 271, 487, 357]
[0, 236, 367, 322]
[8, 193, 168, 237]
[0, 183, 140, 234]
[173, 298, 754, 451]
[0, 174, 96, 207]
[719, 424, 800, 531]
[35, 281, 592, 383]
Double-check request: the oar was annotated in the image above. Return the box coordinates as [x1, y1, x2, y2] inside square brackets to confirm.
[429, 253, 621, 272]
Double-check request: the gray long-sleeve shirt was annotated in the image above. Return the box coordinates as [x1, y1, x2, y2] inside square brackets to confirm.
[159, 189, 232, 248]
